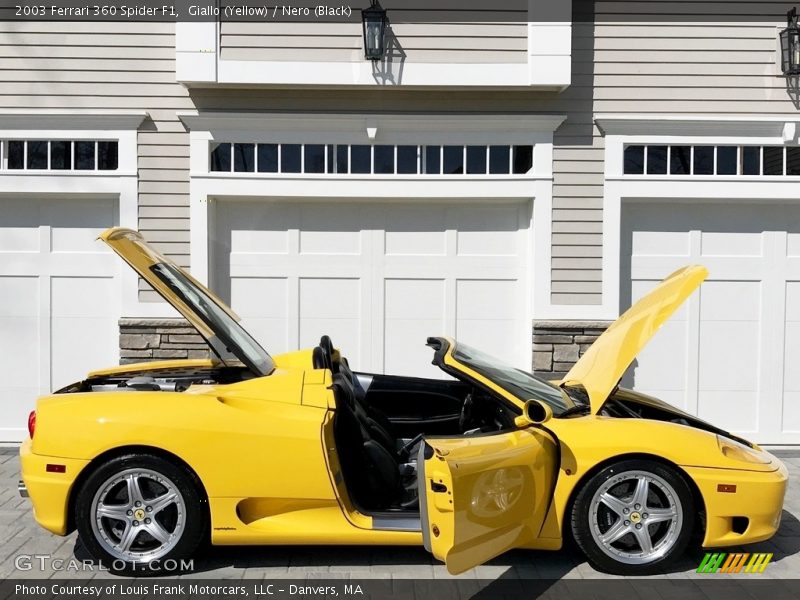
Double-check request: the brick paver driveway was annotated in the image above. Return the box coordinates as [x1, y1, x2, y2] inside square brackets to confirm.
[2, 448, 799, 581]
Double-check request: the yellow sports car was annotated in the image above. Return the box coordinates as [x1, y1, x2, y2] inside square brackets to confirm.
[19, 228, 787, 575]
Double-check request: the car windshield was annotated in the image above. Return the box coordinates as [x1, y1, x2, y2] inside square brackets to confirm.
[150, 263, 275, 377]
[451, 342, 577, 415]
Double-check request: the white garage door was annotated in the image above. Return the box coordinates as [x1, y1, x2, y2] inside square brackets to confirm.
[623, 202, 800, 445]
[0, 197, 119, 441]
[213, 199, 531, 378]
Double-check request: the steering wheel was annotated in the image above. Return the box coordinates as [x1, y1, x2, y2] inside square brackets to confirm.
[459, 393, 474, 432]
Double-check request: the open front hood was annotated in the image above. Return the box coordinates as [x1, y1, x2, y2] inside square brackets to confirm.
[99, 228, 274, 377]
[562, 265, 708, 415]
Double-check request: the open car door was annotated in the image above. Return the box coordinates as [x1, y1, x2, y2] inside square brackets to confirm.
[418, 426, 558, 574]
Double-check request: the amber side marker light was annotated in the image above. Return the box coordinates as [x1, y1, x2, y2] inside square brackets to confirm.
[46, 464, 66, 473]
[717, 484, 737, 493]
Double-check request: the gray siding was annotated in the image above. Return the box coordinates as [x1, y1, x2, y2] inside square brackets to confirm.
[0, 22, 193, 301]
[549, 2, 800, 305]
[219, 21, 527, 64]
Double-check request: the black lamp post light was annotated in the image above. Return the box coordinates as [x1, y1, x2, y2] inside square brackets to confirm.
[361, 0, 387, 60]
[781, 8, 800, 75]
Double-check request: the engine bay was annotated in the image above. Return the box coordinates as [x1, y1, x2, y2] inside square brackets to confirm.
[56, 365, 251, 394]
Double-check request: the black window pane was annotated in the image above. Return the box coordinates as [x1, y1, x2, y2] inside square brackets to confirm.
[374, 145, 394, 174]
[50, 141, 71, 170]
[326, 145, 334, 174]
[489, 145, 510, 174]
[670, 146, 691, 175]
[466, 146, 487, 175]
[7, 141, 23, 169]
[336, 145, 349, 174]
[232, 143, 254, 172]
[512, 145, 533, 174]
[623, 145, 644, 174]
[74, 141, 95, 170]
[257, 144, 278, 172]
[351, 145, 371, 174]
[27, 141, 47, 169]
[763, 146, 784, 175]
[424, 146, 440, 174]
[281, 144, 301, 173]
[97, 141, 118, 170]
[443, 145, 463, 174]
[304, 144, 325, 173]
[787, 147, 800, 175]
[646, 145, 667, 174]
[210, 143, 231, 172]
[717, 146, 737, 175]
[693, 146, 713, 175]
[397, 145, 417, 174]
[742, 146, 760, 175]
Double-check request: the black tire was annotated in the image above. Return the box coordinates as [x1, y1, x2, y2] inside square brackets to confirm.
[74, 453, 207, 575]
[570, 459, 694, 575]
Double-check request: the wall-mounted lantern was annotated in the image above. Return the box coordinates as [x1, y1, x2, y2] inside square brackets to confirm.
[361, 0, 387, 61]
[781, 8, 800, 75]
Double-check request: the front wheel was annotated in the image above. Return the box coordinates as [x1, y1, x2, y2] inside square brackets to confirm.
[571, 459, 694, 575]
[75, 453, 207, 575]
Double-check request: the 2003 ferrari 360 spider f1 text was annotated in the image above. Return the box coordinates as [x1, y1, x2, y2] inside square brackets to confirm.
[19, 228, 787, 575]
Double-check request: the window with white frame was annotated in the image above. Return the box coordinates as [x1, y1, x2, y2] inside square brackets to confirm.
[0, 139, 119, 171]
[209, 142, 534, 175]
[623, 144, 800, 176]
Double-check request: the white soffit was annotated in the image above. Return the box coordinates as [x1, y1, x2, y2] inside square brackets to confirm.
[595, 114, 798, 138]
[177, 111, 567, 134]
[0, 110, 149, 130]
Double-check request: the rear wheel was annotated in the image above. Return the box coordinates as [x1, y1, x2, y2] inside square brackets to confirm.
[571, 459, 693, 575]
[75, 453, 206, 574]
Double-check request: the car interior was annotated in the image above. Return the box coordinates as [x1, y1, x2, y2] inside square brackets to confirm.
[315, 335, 518, 515]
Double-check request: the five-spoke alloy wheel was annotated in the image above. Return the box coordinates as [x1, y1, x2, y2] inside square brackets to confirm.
[75, 454, 207, 574]
[571, 459, 694, 574]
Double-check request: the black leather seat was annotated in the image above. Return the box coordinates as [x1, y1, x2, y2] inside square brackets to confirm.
[331, 373, 401, 509]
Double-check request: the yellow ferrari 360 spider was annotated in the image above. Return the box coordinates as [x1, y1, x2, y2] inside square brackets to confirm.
[19, 228, 787, 575]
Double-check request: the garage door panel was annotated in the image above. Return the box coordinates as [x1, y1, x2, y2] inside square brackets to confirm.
[234, 277, 290, 353]
[455, 279, 522, 366]
[299, 278, 362, 365]
[627, 321, 689, 394]
[0, 276, 40, 392]
[385, 278, 446, 377]
[0, 197, 118, 441]
[51, 276, 116, 390]
[782, 391, 800, 433]
[219, 200, 529, 375]
[700, 281, 761, 321]
[631, 229, 690, 257]
[624, 202, 798, 443]
[383, 206, 448, 256]
[698, 391, 758, 434]
[48, 200, 117, 253]
[698, 320, 759, 390]
[455, 206, 521, 256]
[700, 231, 763, 258]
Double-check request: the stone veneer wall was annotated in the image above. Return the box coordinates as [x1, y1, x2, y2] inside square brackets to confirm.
[119, 318, 210, 364]
[533, 321, 611, 380]
[118, 318, 610, 374]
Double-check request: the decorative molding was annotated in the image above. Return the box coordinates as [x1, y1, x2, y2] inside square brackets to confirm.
[178, 111, 567, 135]
[595, 114, 797, 139]
[0, 110, 149, 131]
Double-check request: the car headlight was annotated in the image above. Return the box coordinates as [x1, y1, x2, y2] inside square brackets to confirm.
[717, 436, 771, 464]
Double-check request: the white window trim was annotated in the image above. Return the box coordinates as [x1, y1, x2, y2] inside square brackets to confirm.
[0, 114, 174, 321]
[183, 112, 568, 367]
[175, 10, 572, 89]
[594, 115, 800, 323]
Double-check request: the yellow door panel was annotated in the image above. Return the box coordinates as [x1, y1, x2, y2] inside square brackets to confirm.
[419, 427, 558, 574]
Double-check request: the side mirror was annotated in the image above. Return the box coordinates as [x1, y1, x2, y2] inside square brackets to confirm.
[514, 399, 553, 428]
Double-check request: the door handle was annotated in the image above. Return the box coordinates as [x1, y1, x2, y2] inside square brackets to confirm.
[431, 481, 448, 493]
